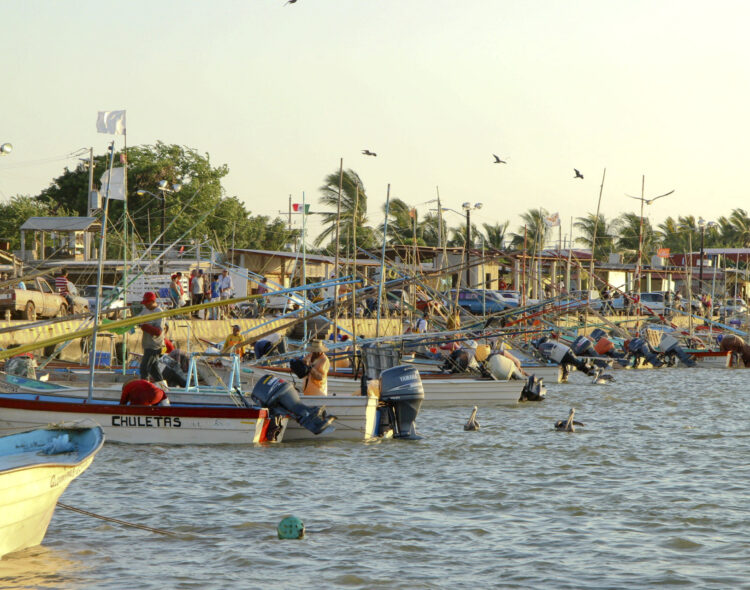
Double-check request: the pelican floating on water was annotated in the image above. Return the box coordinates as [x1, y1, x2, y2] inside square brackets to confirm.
[555, 408, 585, 432]
[464, 406, 480, 431]
[591, 368, 615, 385]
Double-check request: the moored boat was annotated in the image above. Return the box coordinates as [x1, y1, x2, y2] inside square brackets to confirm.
[0, 424, 104, 558]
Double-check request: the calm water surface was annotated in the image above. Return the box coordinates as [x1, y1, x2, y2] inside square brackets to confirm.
[1, 368, 748, 589]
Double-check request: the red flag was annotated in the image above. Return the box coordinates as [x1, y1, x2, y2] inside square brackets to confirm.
[292, 203, 300, 212]
[178, 245, 185, 254]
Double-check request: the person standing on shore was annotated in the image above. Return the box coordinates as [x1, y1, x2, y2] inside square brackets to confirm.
[218, 269, 234, 318]
[191, 269, 205, 317]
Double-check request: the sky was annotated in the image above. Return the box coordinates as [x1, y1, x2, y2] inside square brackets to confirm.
[2, 1, 750, 247]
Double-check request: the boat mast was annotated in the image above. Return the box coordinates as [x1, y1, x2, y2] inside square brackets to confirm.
[376, 184, 391, 338]
[87, 141, 117, 401]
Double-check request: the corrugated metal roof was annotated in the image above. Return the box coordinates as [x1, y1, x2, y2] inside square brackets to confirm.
[20, 217, 100, 231]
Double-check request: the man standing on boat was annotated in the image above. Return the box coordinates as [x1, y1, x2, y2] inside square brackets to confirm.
[191, 269, 205, 317]
[303, 339, 330, 396]
[138, 292, 167, 387]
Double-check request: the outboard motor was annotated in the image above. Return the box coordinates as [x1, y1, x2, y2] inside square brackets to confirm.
[656, 333, 696, 367]
[378, 365, 424, 439]
[627, 337, 663, 368]
[520, 374, 546, 401]
[590, 328, 607, 342]
[250, 375, 336, 435]
[571, 335, 595, 357]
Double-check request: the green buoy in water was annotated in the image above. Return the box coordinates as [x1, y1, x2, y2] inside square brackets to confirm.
[277, 516, 305, 539]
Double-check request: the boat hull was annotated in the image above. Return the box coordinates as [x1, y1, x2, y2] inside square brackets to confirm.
[0, 426, 104, 558]
[0, 392, 274, 445]
[248, 367, 525, 406]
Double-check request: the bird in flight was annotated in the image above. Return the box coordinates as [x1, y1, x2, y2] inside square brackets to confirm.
[492, 154, 507, 164]
[284, 0, 297, 5]
[574, 169, 584, 179]
[626, 189, 675, 205]
[362, 150, 377, 157]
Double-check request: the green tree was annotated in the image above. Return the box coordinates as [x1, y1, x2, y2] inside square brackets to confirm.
[509, 208, 550, 252]
[0, 196, 72, 251]
[613, 212, 657, 263]
[34, 142, 296, 255]
[315, 169, 378, 253]
[482, 221, 509, 250]
[717, 208, 750, 247]
[573, 213, 614, 260]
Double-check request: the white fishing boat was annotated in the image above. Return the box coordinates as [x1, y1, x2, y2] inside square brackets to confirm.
[0, 389, 279, 445]
[247, 365, 530, 406]
[400, 355, 563, 383]
[0, 424, 104, 558]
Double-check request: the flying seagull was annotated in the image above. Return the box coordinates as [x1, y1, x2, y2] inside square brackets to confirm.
[362, 149, 377, 157]
[492, 154, 507, 164]
[284, 0, 298, 5]
[574, 168, 584, 179]
[625, 189, 675, 205]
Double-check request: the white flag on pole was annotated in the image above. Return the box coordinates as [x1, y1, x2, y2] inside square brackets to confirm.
[100, 167, 126, 200]
[544, 212, 561, 227]
[96, 110, 127, 135]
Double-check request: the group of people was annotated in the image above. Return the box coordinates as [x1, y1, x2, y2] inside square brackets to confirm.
[168, 268, 234, 318]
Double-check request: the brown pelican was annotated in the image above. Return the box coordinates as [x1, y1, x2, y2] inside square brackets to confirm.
[591, 368, 615, 385]
[464, 406, 480, 431]
[555, 408, 584, 432]
[574, 168, 584, 179]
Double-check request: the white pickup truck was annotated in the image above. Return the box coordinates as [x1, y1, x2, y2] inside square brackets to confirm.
[0, 277, 89, 320]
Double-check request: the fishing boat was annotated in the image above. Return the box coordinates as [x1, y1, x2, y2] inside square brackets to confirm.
[246, 365, 530, 406]
[0, 424, 104, 558]
[400, 354, 563, 383]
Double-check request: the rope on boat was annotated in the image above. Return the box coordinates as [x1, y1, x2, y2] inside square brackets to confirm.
[56, 501, 179, 537]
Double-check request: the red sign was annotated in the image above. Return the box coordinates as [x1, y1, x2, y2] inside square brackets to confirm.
[657, 248, 670, 258]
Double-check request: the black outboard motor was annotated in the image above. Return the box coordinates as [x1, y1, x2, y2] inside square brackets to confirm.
[571, 335, 595, 357]
[250, 375, 336, 435]
[378, 365, 424, 439]
[520, 374, 546, 401]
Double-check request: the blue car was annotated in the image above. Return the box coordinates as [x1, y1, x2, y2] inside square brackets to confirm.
[447, 290, 509, 315]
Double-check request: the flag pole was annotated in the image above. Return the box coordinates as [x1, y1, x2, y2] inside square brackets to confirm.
[121, 128, 129, 375]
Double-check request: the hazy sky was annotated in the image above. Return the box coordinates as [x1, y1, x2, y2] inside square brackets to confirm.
[2, 1, 749, 245]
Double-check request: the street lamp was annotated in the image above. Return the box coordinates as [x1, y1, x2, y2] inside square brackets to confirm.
[697, 218, 718, 290]
[0, 143, 12, 155]
[461, 202, 482, 288]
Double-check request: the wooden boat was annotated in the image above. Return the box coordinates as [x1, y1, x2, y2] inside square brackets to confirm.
[0, 424, 104, 558]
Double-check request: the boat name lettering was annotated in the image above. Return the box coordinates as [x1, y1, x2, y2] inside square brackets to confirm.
[50, 463, 86, 488]
[111, 416, 182, 428]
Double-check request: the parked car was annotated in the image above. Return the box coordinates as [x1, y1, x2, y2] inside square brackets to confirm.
[447, 289, 509, 315]
[488, 290, 521, 307]
[0, 277, 89, 320]
[83, 285, 127, 319]
[719, 297, 747, 316]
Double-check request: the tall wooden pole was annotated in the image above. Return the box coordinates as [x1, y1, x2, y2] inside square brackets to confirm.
[376, 184, 391, 338]
[351, 184, 359, 358]
[333, 158, 343, 340]
[589, 168, 606, 290]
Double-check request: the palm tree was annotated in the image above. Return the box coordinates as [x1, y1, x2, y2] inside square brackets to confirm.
[573, 213, 614, 260]
[315, 169, 378, 252]
[509, 208, 550, 252]
[613, 212, 658, 263]
[419, 211, 443, 247]
[482, 221, 509, 250]
[718, 208, 750, 247]
[380, 198, 417, 246]
[657, 215, 699, 254]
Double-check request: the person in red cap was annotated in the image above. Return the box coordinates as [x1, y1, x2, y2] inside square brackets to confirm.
[120, 379, 170, 406]
[139, 291, 166, 386]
